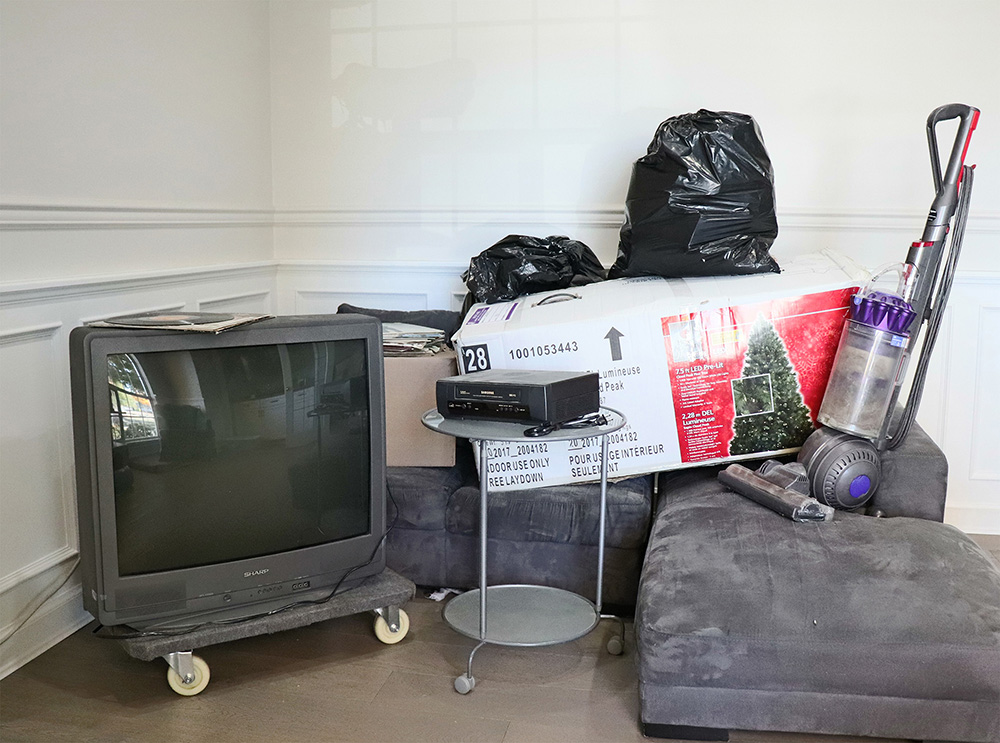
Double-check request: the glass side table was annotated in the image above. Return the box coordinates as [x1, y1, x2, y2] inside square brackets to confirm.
[421, 407, 627, 694]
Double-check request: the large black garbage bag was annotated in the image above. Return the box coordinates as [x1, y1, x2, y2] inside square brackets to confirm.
[609, 109, 780, 279]
[462, 234, 606, 304]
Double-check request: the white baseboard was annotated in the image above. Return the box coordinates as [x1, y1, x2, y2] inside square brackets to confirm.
[945, 506, 1000, 537]
[0, 584, 91, 681]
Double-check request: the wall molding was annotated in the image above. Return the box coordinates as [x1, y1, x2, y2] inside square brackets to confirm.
[199, 291, 273, 312]
[5, 203, 999, 235]
[953, 271, 1000, 285]
[0, 321, 62, 347]
[0, 203, 273, 229]
[945, 506, 1000, 537]
[276, 259, 468, 275]
[272, 205, 1000, 234]
[0, 262, 277, 308]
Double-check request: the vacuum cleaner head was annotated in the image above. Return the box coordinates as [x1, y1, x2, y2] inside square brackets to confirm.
[798, 427, 880, 509]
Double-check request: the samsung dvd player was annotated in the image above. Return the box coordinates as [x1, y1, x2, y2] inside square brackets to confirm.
[436, 369, 600, 424]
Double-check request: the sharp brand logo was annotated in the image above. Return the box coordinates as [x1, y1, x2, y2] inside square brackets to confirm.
[244, 568, 270, 578]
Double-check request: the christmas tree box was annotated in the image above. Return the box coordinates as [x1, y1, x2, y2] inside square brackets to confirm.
[451, 250, 866, 491]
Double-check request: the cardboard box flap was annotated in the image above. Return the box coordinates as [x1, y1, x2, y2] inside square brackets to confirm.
[458, 251, 867, 338]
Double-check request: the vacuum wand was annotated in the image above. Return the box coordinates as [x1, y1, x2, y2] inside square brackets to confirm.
[719, 463, 835, 523]
[880, 104, 978, 449]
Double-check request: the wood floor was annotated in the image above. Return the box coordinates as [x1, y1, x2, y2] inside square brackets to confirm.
[3, 534, 998, 743]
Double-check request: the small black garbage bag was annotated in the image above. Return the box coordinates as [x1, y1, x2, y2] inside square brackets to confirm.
[609, 109, 780, 279]
[462, 234, 606, 305]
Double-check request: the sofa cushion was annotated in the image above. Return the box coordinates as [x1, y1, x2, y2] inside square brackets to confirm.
[636, 468, 1000, 742]
[386, 443, 473, 531]
[386, 467, 462, 531]
[445, 476, 653, 549]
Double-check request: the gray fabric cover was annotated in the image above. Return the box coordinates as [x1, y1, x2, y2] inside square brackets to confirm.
[385, 440, 653, 606]
[111, 569, 415, 661]
[870, 419, 949, 521]
[637, 433, 1000, 742]
[444, 473, 653, 605]
[387, 441, 471, 531]
[445, 480, 652, 549]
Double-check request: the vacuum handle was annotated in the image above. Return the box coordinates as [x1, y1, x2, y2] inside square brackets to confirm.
[926, 104, 979, 195]
[919, 104, 978, 247]
[861, 261, 913, 299]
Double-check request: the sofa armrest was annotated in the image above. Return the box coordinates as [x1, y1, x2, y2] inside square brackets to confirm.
[868, 420, 948, 522]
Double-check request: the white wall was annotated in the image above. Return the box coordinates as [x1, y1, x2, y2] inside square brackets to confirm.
[269, 0, 999, 269]
[1, 0, 998, 678]
[0, 0, 275, 282]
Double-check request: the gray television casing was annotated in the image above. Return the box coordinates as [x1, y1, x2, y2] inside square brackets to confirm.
[69, 314, 387, 628]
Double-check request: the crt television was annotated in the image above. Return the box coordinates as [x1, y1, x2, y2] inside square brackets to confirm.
[69, 314, 387, 629]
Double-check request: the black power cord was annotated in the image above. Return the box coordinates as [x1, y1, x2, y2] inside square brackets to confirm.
[523, 412, 607, 437]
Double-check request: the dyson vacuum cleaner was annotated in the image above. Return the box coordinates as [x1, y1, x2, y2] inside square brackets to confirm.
[720, 103, 980, 522]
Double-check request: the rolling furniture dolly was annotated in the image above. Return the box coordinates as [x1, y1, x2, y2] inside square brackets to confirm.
[422, 407, 627, 694]
[102, 568, 414, 695]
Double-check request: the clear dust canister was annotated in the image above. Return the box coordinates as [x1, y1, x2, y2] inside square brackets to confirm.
[818, 289, 916, 440]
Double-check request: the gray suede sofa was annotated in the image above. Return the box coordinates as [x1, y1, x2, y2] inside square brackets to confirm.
[385, 420, 999, 742]
[637, 424, 1000, 743]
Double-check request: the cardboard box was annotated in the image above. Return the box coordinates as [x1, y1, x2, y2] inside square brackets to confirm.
[384, 349, 457, 467]
[452, 251, 865, 491]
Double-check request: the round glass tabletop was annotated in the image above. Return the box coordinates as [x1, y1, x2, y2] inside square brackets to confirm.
[421, 407, 625, 442]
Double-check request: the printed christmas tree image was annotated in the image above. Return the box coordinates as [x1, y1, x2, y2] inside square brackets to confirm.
[729, 316, 814, 455]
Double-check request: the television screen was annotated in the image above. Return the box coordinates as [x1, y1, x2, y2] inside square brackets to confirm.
[70, 316, 387, 629]
[109, 341, 371, 576]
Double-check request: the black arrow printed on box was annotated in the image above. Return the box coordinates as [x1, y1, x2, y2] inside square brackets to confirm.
[605, 327, 624, 361]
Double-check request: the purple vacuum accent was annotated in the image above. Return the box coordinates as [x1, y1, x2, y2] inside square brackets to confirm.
[851, 291, 916, 334]
[849, 475, 872, 499]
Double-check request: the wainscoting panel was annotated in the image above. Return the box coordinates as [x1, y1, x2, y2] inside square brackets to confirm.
[0, 320, 80, 677]
[934, 276, 1000, 533]
[0, 322, 74, 586]
[295, 290, 429, 315]
[972, 305, 1000, 481]
[275, 261, 469, 316]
